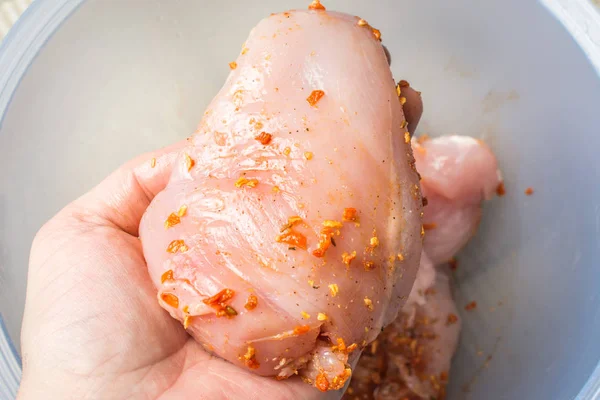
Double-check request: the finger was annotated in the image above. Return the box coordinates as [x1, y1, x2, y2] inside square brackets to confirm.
[73, 138, 190, 236]
[398, 81, 423, 135]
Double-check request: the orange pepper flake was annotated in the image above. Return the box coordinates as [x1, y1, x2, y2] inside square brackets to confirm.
[304, 151, 314, 160]
[446, 313, 459, 326]
[400, 96, 407, 105]
[317, 312, 328, 321]
[308, 0, 326, 10]
[465, 301, 477, 311]
[342, 251, 357, 267]
[164, 213, 181, 229]
[315, 371, 330, 392]
[342, 207, 358, 222]
[421, 225, 425, 238]
[357, 19, 368, 26]
[401, 120, 408, 129]
[404, 131, 411, 144]
[307, 90, 325, 107]
[276, 229, 308, 250]
[161, 293, 179, 308]
[184, 154, 195, 172]
[525, 187, 534, 196]
[372, 28, 382, 41]
[177, 205, 188, 217]
[364, 297, 374, 311]
[423, 223, 437, 230]
[496, 182, 506, 196]
[328, 283, 339, 297]
[397, 253, 405, 261]
[255, 131, 272, 145]
[331, 368, 352, 390]
[203, 288, 237, 318]
[245, 294, 258, 311]
[150, 158, 156, 168]
[417, 134, 430, 145]
[161, 270, 174, 283]
[280, 215, 303, 232]
[235, 177, 259, 188]
[301, 311, 311, 319]
[241, 46, 249, 55]
[363, 261, 375, 271]
[183, 315, 193, 329]
[166, 239, 188, 253]
[272, 186, 281, 193]
[243, 346, 260, 369]
[229, 61, 237, 70]
[294, 325, 311, 335]
[283, 146, 291, 156]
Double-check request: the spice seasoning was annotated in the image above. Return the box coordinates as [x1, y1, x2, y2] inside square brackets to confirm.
[255, 132, 272, 145]
[166, 239, 188, 253]
[307, 90, 325, 107]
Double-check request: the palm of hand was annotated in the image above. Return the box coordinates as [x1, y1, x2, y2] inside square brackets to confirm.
[18, 145, 330, 400]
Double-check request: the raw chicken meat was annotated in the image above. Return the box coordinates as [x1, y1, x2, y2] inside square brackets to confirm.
[345, 136, 501, 399]
[140, 2, 424, 392]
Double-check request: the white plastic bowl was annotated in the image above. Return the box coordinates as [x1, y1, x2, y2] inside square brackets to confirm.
[1, 1, 599, 399]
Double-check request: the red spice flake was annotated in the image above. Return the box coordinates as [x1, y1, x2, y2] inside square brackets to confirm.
[184, 154, 195, 172]
[312, 220, 342, 258]
[160, 293, 179, 308]
[150, 158, 156, 168]
[308, 0, 326, 10]
[166, 239, 188, 253]
[276, 229, 308, 250]
[448, 257, 458, 270]
[229, 61, 237, 70]
[446, 313, 459, 326]
[465, 301, 477, 311]
[496, 182, 506, 196]
[363, 261, 375, 271]
[307, 90, 325, 107]
[525, 187, 534, 196]
[342, 207, 358, 222]
[245, 294, 258, 311]
[161, 270, 174, 284]
[183, 315, 193, 329]
[315, 371, 330, 392]
[254, 131, 272, 145]
[203, 288, 237, 318]
[293, 325, 311, 335]
[372, 28, 382, 41]
[423, 222, 437, 231]
[243, 346, 260, 369]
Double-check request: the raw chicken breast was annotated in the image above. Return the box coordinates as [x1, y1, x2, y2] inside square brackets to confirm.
[346, 135, 501, 399]
[416, 136, 501, 264]
[140, 4, 423, 391]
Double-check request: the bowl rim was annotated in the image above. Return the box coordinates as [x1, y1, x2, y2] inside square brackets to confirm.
[0, 0, 598, 398]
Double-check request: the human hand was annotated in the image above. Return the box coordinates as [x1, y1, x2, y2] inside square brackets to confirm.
[17, 142, 337, 400]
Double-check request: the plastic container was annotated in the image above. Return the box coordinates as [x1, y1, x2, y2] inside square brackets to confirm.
[0, 1, 599, 399]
